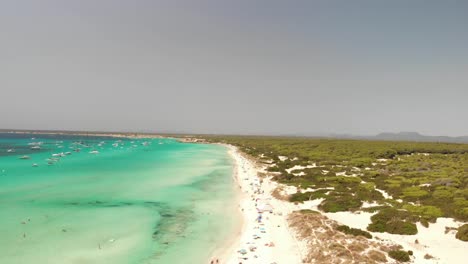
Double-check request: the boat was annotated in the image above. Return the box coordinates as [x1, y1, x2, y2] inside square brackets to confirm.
[31, 146, 41, 150]
[32, 164, 38, 167]
[7, 149, 15, 153]
[65, 152, 72, 155]
[89, 150, 99, 154]
[20, 156, 30, 160]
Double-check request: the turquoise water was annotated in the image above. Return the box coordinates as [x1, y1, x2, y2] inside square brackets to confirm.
[0, 133, 238, 264]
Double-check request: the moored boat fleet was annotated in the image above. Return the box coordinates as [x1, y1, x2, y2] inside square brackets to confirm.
[4, 137, 159, 168]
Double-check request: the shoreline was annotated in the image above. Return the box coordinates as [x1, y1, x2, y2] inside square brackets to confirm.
[208, 145, 247, 263]
[212, 144, 302, 264]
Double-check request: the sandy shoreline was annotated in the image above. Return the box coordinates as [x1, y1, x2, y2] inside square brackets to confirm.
[211, 145, 303, 264]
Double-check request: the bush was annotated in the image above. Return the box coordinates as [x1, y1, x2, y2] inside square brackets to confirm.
[424, 253, 434, 259]
[289, 190, 327, 203]
[298, 209, 320, 214]
[336, 225, 372, 239]
[367, 208, 418, 235]
[388, 250, 410, 262]
[456, 224, 468, 241]
[318, 195, 362, 212]
[368, 250, 387, 262]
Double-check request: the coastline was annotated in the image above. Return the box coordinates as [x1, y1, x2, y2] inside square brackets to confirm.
[212, 144, 467, 264]
[212, 144, 303, 264]
[0, 130, 165, 139]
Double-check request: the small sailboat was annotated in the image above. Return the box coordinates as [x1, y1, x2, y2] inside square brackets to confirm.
[31, 146, 41, 150]
[89, 150, 99, 154]
[7, 149, 15, 153]
[32, 163, 38, 167]
[20, 155, 30, 160]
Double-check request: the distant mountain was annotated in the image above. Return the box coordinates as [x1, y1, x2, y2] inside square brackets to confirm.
[373, 132, 468, 143]
[331, 132, 468, 144]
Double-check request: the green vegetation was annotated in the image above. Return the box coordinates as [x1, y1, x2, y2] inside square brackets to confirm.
[367, 208, 418, 235]
[388, 250, 411, 262]
[336, 225, 372, 239]
[298, 209, 320, 214]
[456, 224, 468, 241]
[318, 194, 362, 212]
[201, 136, 468, 236]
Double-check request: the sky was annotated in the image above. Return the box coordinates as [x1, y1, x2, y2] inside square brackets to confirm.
[1, 0, 467, 136]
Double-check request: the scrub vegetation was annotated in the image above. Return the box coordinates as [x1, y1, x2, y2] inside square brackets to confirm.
[202, 136, 468, 239]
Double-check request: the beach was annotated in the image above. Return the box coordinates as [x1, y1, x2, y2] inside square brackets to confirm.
[218, 144, 467, 264]
[214, 145, 303, 264]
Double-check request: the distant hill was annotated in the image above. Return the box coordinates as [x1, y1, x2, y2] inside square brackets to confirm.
[374, 132, 468, 143]
[332, 132, 468, 144]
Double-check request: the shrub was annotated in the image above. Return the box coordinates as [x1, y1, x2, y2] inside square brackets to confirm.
[456, 224, 468, 241]
[298, 209, 320, 214]
[402, 204, 443, 222]
[388, 250, 410, 262]
[402, 186, 429, 199]
[368, 250, 387, 262]
[424, 254, 434, 259]
[420, 218, 429, 228]
[367, 208, 418, 235]
[318, 195, 362, 212]
[289, 190, 327, 203]
[384, 220, 418, 235]
[336, 225, 373, 239]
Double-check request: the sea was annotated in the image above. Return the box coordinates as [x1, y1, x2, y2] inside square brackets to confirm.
[0, 133, 238, 264]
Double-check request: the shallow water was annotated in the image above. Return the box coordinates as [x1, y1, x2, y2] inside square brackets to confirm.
[0, 133, 238, 264]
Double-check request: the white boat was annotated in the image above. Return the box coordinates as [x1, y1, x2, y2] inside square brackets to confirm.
[32, 163, 38, 167]
[89, 150, 99, 154]
[7, 149, 15, 153]
[20, 156, 30, 160]
[31, 146, 41, 150]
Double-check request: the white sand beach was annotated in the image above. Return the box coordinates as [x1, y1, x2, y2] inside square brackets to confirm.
[213, 145, 303, 264]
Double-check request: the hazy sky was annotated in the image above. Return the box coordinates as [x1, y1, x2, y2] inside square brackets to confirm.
[1, 0, 467, 136]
